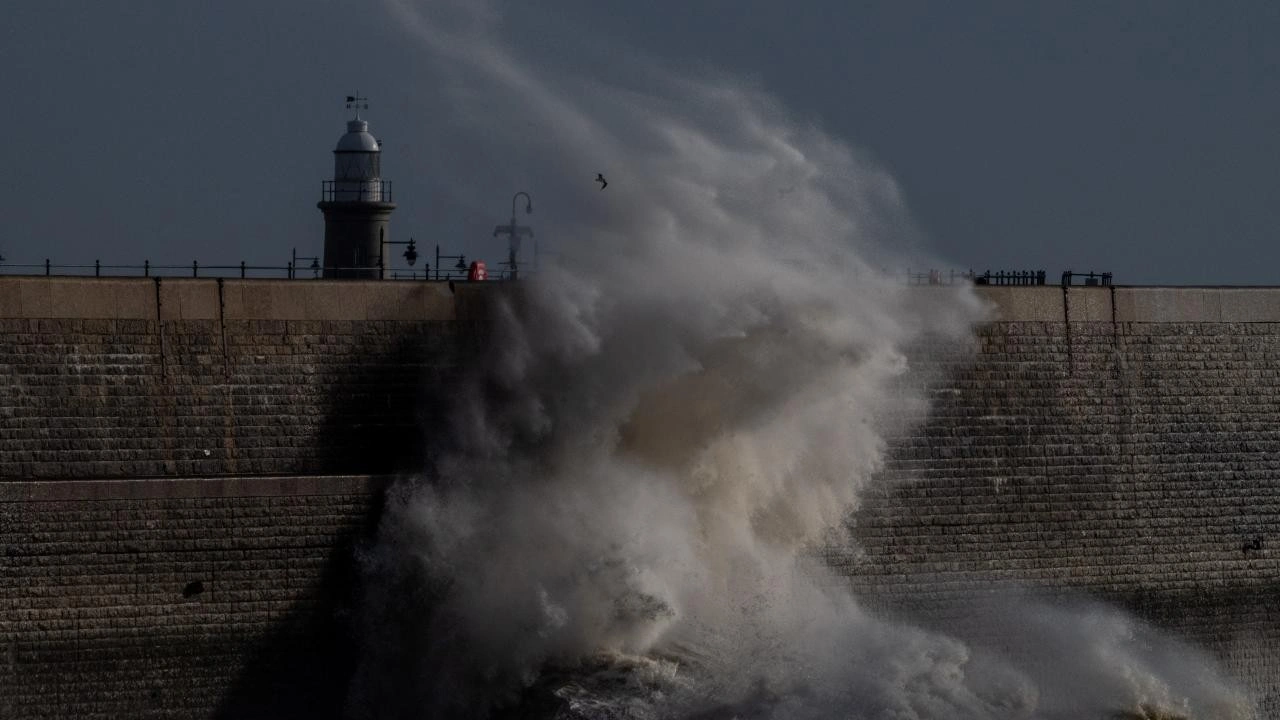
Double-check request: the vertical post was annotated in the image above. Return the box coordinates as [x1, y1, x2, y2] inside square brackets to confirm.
[45, 259, 50, 276]
[288, 261, 293, 280]
[240, 261, 246, 279]
[193, 261, 199, 278]
[435, 245, 440, 281]
[144, 260, 150, 277]
[95, 260, 101, 277]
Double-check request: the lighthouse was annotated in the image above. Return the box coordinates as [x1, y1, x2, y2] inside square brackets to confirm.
[317, 96, 396, 278]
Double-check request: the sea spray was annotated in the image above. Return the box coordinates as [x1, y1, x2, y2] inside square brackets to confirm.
[347, 1, 1254, 717]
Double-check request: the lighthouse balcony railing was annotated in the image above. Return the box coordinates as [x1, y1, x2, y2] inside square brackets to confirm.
[321, 180, 392, 203]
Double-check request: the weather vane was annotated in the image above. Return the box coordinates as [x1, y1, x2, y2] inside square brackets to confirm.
[345, 92, 369, 119]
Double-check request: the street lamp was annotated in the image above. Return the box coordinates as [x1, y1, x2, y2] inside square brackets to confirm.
[378, 236, 420, 279]
[494, 191, 533, 279]
[292, 247, 322, 279]
[434, 244, 468, 280]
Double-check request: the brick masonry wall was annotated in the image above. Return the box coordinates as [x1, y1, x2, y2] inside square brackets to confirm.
[0, 475, 387, 720]
[839, 315, 1280, 715]
[0, 277, 493, 719]
[4, 279, 1280, 716]
[0, 278, 489, 480]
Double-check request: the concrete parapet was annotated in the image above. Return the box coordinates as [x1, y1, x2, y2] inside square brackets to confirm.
[157, 278, 220, 320]
[1064, 286, 1113, 321]
[219, 279, 455, 321]
[9, 278, 1280, 324]
[972, 285, 1280, 323]
[0, 277, 465, 322]
[1114, 286, 1280, 322]
[973, 286, 1064, 321]
[974, 285, 1113, 322]
[0, 277, 155, 319]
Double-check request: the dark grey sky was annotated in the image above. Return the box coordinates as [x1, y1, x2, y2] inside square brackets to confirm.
[5, 1, 1278, 284]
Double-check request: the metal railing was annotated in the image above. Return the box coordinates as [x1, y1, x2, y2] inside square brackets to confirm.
[387, 268, 513, 281]
[1061, 270, 1113, 287]
[0, 257, 1094, 287]
[973, 269, 1047, 286]
[908, 269, 1116, 287]
[320, 180, 392, 203]
[907, 269, 977, 286]
[908, 269, 1047, 286]
[0, 259, 518, 281]
[0, 260, 293, 279]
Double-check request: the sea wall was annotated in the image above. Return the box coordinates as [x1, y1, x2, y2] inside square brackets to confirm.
[2, 278, 1279, 716]
[0, 277, 489, 479]
[0, 475, 385, 719]
[0, 277, 490, 719]
[842, 284, 1280, 714]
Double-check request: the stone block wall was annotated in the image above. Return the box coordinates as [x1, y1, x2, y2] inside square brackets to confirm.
[0, 475, 386, 720]
[4, 278, 1280, 716]
[0, 278, 488, 480]
[839, 289, 1280, 715]
[0, 277, 493, 719]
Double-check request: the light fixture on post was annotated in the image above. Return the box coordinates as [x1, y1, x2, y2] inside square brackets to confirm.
[378, 236, 419, 279]
[493, 191, 533, 279]
[292, 247, 322, 279]
[434, 244, 468, 280]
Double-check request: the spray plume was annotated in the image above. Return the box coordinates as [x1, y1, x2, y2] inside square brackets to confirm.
[349, 2, 1254, 718]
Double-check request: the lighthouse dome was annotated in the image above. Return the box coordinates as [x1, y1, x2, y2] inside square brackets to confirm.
[335, 119, 380, 152]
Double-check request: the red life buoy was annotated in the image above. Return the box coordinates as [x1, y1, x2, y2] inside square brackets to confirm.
[468, 260, 488, 281]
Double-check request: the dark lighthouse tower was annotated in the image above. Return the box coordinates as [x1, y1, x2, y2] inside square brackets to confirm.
[317, 96, 396, 278]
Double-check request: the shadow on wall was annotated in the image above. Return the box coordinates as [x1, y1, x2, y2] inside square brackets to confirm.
[307, 313, 479, 476]
[212, 324, 476, 718]
[210, 491, 383, 720]
[341, 480, 453, 720]
[334, 287, 525, 720]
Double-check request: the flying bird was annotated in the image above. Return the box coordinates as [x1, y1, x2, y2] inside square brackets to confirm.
[596, 173, 608, 190]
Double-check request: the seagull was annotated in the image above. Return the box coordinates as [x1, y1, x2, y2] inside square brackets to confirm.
[596, 173, 608, 190]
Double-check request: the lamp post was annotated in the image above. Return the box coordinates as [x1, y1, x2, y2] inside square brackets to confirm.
[434, 244, 468, 280]
[377, 236, 420, 279]
[493, 191, 533, 279]
[292, 247, 322, 279]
